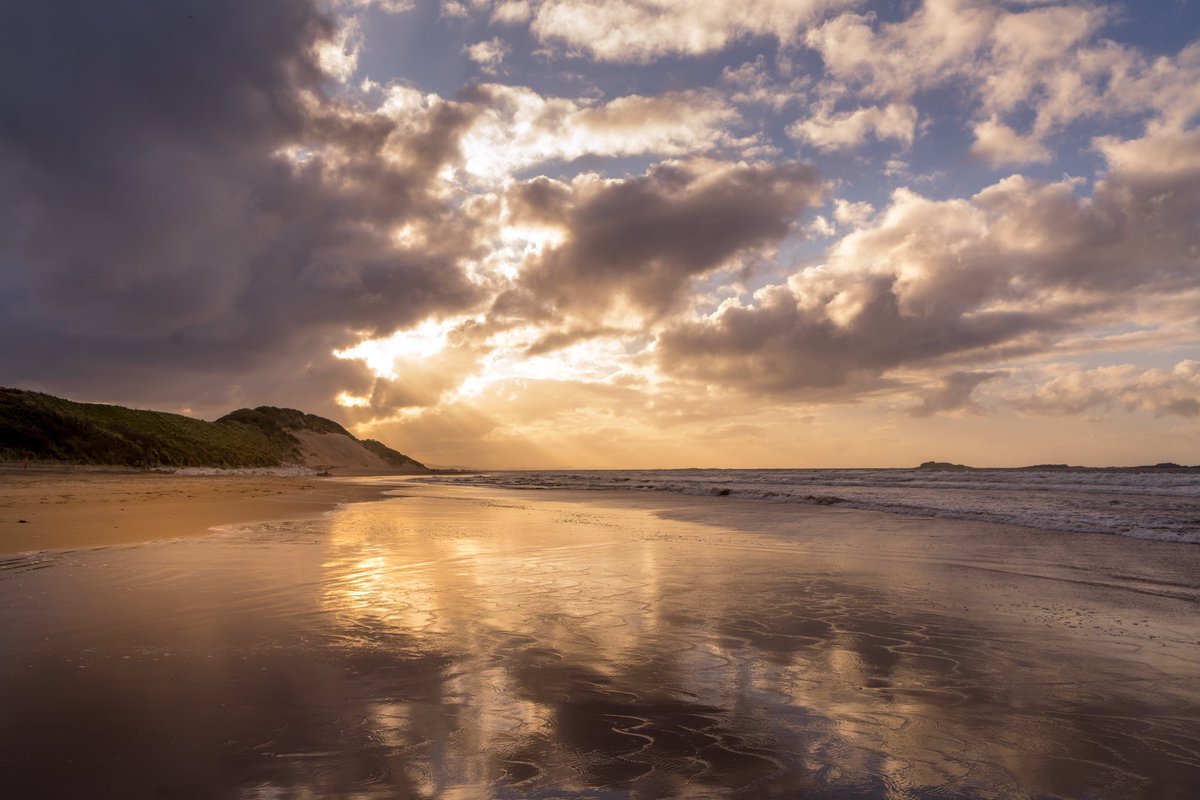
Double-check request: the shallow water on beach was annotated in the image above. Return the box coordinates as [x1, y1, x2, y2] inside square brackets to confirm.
[420, 468, 1200, 543]
[1, 484, 1198, 798]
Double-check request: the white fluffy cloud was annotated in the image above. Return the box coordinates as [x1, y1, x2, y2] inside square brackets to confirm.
[464, 37, 511, 74]
[491, 1, 532, 24]
[449, 84, 753, 181]
[517, 0, 859, 62]
[803, 0, 1200, 164]
[789, 102, 918, 151]
[968, 117, 1051, 166]
[806, 0, 997, 96]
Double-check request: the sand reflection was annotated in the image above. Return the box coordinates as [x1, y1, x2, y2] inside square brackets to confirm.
[312, 489, 1200, 798]
[1, 486, 1197, 798]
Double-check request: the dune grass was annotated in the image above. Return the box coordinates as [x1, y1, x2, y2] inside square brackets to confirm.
[0, 388, 424, 469]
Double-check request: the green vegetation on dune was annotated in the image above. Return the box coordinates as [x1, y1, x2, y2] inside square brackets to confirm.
[0, 389, 286, 467]
[0, 388, 426, 470]
[217, 407, 353, 438]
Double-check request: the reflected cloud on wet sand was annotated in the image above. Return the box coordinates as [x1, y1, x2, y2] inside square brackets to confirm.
[312, 488, 1200, 798]
[1, 485, 1197, 798]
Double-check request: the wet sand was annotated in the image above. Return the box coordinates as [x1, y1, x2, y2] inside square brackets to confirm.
[0, 469, 391, 553]
[1, 481, 1197, 798]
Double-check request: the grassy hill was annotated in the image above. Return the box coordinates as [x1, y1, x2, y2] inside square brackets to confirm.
[0, 388, 427, 471]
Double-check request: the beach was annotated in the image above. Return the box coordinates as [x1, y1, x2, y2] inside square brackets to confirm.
[1, 475, 1198, 798]
[0, 468, 393, 553]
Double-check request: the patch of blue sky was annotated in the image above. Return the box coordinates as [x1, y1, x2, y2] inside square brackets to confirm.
[1105, 0, 1200, 55]
[353, 3, 475, 94]
[510, 153, 662, 183]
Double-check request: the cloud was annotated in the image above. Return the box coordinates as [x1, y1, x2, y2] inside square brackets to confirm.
[1, 3, 778, 415]
[980, 2, 1106, 114]
[806, 0, 996, 97]
[452, 84, 753, 182]
[1095, 125, 1200, 176]
[1008, 362, 1200, 419]
[969, 117, 1051, 166]
[655, 133, 1200, 396]
[788, 102, 918, 151]
[719, 56, 808, 111]
[496, 159, 824, 321]
[526, 0, 858, 62]
[832, 198, 874, 227]
[440, 1, 473, 19]
[465, 37, 511, 75]
[492, 2, 533, 24]
[909, 370, 1007, 417]
[656, 277, 1039, 396]
[0, 0, 481, 415]
[803, 1, 1200, 162]
[314, 14, 364, 82]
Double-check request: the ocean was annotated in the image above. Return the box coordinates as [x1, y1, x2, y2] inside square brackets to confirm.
[418, 467, 1200, 543]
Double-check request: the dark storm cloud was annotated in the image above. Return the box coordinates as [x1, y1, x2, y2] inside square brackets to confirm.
[658, 277, 1051, 395]
[495, 160, 824, 323]
[0, 0, 480, 414]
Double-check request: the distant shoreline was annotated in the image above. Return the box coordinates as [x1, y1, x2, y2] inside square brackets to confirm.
[914, 460, 1200, 473]
[418, 464, 1200, 473]
[5, 459, 1197, 476]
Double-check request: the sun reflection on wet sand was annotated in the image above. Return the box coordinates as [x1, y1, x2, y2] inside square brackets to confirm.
[1, 483, 1198, 798]
[311, 487, 1200, 798]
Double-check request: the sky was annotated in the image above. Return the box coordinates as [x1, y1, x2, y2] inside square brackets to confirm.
[2, 0, 1199, 469]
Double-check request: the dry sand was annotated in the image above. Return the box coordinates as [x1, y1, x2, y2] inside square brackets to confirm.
[0, 468, 397, 554]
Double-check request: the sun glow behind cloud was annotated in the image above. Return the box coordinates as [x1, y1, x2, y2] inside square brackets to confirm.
[334, 318, 460, 379]
[458, 329, 638, 398]
[487, 223, 568, 280]
[335, 313, 642, 408]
